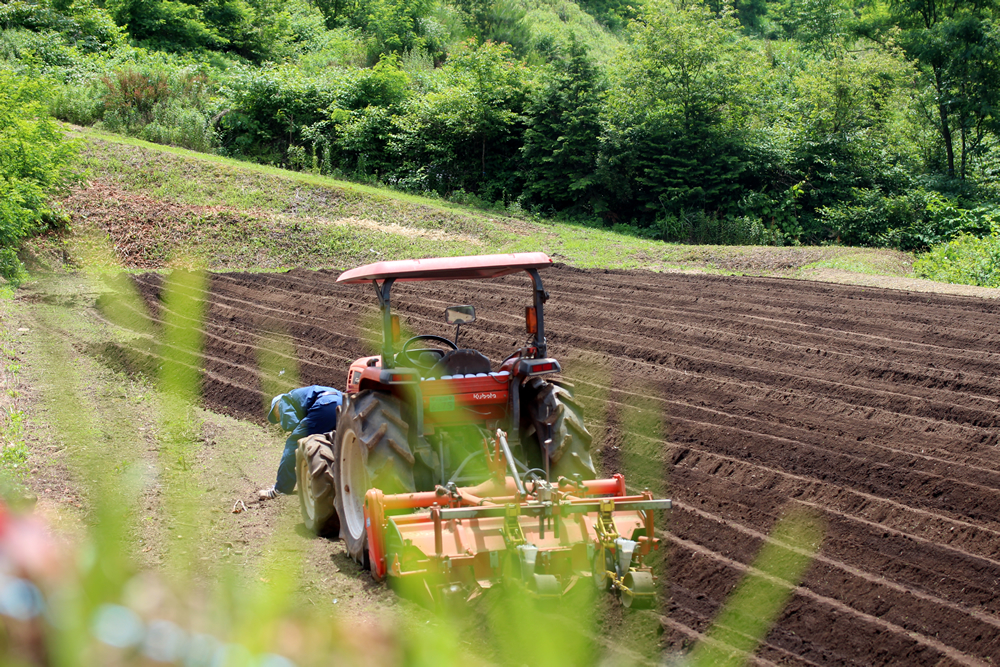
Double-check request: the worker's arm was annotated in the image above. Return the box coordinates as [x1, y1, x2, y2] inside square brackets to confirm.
[272, 394, 304, 431]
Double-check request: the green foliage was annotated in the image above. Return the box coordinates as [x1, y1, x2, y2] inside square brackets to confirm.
[102, 68, 172, 121]
[517, 0, 623, 63]
[768, 0, 852, 45]
[455, 0, 531, 55]
[914, 232, 1000, 287]
[0, 70, 79, 283]
[99, 66, 217, 151]
[600, 0, 753, 225]
[818, 188, 929, 248]
[820, 189, 1000, 250]
[388, 39, 529, 197]
[102, 0, 325, 60]
[641, 210, 783, 245]
[575, 0, 639, 30]
[106, 0, 222, 50]
[891, 0, 1000, 180]
[521, 37, 602, 211]
[0, 403, 29, 491]
[218, 64, 350, 163]
[0, 0, 126, 51]
[49, 82, 105, 125]
[3, 0, 1000, 250]
[323, 0, 438, 62]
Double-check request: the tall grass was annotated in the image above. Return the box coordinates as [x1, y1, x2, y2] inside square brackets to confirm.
[1, 250, 824, 666]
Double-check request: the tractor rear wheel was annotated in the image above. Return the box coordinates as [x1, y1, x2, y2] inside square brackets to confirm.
[296, 433, 340, 537]
[333, 391, 416, 566]
[524, 379, 596, 480]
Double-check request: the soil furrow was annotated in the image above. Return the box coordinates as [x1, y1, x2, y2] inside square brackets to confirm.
[105, 265, 1000, 666]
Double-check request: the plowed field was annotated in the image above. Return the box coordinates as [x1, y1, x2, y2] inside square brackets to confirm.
[124, 265, 1000, 666]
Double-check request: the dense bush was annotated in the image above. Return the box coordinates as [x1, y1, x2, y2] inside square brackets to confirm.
[0, 0, 125, 51]
[914, 233, 1000, 287]
[3, 0, 1000, 260]
[0, 70, 79, 283]
[99, 66, 217, 150]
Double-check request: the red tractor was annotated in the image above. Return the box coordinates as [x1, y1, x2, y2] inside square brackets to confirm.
[297, 253, 669, 607]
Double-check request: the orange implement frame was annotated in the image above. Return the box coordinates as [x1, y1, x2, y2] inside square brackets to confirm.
[363, 433, 672, 606]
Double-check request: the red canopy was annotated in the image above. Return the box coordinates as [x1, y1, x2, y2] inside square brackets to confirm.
[337, 252, 553, 284]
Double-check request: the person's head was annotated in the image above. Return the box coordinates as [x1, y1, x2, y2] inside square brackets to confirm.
[268, 395, 283, 424]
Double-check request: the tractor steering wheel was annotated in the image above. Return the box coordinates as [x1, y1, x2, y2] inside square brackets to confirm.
[398, 334, 458, 369]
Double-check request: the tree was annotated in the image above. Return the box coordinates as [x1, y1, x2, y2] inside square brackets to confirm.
[891, 0, 1000, 179]
[105, 0, 221, 49]
[598, 0, 753, 223]
[0, 71, 78, 283]
[521, 37, 603, 211]
[389, 39, 529, 197]
[454, 0, 531, 55]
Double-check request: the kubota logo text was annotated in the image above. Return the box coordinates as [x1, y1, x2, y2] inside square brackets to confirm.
[474, 392, 497, 400]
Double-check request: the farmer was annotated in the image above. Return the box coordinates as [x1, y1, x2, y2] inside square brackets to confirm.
[259, 385, 343, 500]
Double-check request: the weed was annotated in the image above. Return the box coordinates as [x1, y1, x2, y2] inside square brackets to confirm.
[0, 407, 29, 495]
[0, 441, 29, 470]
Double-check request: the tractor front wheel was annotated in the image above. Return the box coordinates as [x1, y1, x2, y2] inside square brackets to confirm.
[333, 391, 416, 567]
[296, 433, 340, 537]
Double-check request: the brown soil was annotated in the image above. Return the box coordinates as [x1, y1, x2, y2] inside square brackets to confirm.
[89, 265, 1000, 665]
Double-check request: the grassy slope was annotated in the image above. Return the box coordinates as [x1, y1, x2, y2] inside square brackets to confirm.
[47, 126, 923, 282]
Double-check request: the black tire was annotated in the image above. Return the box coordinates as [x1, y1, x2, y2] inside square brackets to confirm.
[297, 433, 340, 537]
[333, 391, 416, 566]
[523, 379, 596, 480]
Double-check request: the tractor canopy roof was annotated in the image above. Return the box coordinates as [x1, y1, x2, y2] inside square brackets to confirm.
[336, 252, 553, 284]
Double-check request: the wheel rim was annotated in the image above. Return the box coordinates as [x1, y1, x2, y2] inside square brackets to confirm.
[341, 429, 368, 540]
[299, 453, 317, 522]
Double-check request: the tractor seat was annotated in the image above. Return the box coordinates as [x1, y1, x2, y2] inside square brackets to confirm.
[429, 349, 491, 379]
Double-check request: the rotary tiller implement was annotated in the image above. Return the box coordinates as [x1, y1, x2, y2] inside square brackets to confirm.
[364, 430, 672, 608]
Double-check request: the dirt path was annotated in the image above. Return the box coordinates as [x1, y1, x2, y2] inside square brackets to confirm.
[14, 265, 1000, 665]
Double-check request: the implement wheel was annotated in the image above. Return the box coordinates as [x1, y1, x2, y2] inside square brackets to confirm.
[524, 380, 596, 480]
[296, 433, 339, 537]
[621, 570, 656, 610]
[592, 547, 614, 591]
[333, 391, 416, 566]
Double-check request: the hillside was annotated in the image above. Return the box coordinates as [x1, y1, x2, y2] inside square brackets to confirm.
[3, 0, 999, 268]
[36, 128, 997, 301]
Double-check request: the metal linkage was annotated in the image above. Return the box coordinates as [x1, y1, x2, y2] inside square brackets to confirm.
[496, 429, 526, 496]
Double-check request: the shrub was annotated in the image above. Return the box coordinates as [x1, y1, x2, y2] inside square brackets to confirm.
[95, 66, 216, 150]
[817, 188, 929, 248]
[642, 210, 784, 245]
[101, 69, 172, 123]
[914, 233, 1000, 288]
[48, 82, 104, 125]
[0, 0, 125, 51]
[0, 71, 79, 283]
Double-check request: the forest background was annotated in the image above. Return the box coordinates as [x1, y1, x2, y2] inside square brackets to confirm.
[1, 0, 1000, 284]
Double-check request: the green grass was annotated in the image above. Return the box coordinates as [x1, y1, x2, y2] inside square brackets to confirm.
[0, 285, 30, 500]
[61, 125, 923, 281]
[799, 250, 915, 277]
